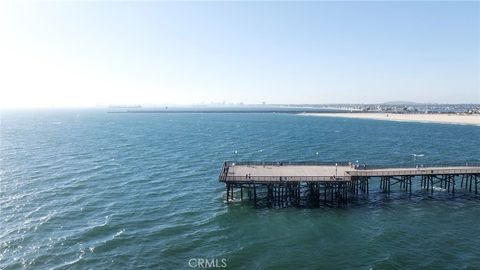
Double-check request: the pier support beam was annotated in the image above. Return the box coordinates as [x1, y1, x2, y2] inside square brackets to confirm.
[476, 175, 478, 195]
[226, 183, 230, 202]
[253, 182, 257, 207]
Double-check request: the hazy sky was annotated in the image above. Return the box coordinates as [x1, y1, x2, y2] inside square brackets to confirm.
[0, 1, 479, 108]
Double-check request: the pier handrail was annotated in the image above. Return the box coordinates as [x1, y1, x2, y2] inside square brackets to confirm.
[223, 161, 480, 169]
[349, 168, 480, 177]
[224, 161, 352, 166]
[355, 162, 480, 170]
[220, 175, 352, 182]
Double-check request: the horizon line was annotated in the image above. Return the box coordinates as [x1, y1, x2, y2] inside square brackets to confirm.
[2, 102, 480, 110]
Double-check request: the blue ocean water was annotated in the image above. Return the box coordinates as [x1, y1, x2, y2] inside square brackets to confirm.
[1, 110, 480, 269]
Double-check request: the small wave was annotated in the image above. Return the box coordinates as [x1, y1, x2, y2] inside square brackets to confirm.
[52, 251, 84, 270]
[84, 228, 128, 255]
[114, 229, 125, 238]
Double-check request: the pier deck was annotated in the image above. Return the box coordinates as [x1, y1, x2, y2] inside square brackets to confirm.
[219, 161, 480, 207]
[224, 164, 352, 182]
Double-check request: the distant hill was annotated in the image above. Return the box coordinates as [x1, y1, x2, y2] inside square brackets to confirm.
[382, 101, 417, 105]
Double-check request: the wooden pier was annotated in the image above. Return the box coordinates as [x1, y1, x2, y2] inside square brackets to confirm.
[218, 161, 480, 207]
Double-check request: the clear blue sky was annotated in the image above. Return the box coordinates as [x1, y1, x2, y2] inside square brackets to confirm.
[0, 1, 478, 107]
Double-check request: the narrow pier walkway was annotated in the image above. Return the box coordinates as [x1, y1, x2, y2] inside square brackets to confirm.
[219, 161, 480, 207]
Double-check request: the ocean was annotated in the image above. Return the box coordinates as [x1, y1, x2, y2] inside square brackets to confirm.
[1, 110, 480, 269]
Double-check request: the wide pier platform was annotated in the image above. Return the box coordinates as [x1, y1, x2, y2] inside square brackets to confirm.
[219, 161, 480, 207]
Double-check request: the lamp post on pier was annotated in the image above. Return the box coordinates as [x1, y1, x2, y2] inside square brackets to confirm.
[411, 154, 424, 168]
[232, 150, 238, 176]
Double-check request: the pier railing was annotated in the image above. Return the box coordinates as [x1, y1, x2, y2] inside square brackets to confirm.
[350, 168, 480, 177]
[224, 161, 352, 166]
[220, 175, 352, 182]
[360, 162, 480, 170]
[224, 161, 480, 170]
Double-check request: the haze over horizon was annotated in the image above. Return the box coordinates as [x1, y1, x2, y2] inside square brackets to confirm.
[0, 1, 479, 108]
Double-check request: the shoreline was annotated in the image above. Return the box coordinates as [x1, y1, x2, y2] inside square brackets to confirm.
[302, 113, 480, 126]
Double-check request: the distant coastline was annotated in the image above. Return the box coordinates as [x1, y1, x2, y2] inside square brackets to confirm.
[107, 106, 346, 114]
[302, 112, 480, 126]
[106, 103, 480, 115]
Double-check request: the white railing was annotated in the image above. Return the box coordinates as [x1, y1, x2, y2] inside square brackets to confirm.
[348, 168, 480, 177]
[220, 175, 352, 182]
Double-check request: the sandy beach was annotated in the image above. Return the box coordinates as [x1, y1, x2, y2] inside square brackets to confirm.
[303, 113, 480, 126]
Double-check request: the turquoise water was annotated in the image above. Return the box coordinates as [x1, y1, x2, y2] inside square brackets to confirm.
[1, 110, 480, 269]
